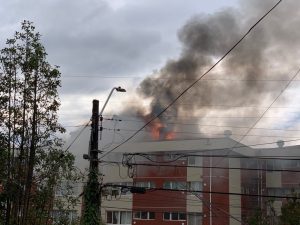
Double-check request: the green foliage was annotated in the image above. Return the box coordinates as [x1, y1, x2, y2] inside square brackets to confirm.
[280, 193, 300, 225]
[0, 20, 81, 225]
[247, 196, 300, 225]
[247, 209, 272, 225]
[81, 170, 100, 225]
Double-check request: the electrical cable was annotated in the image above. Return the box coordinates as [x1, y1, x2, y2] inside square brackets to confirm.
[99, 0, 282, 159]
[101, 160, 300, 173]
[64, 120, 91, 151]
[112, 103, 300, 109]
[212, 66, 300, 168]
[237, 67, 300, 150]
[62, 102, 300, 110]
[104, 184, 300, 199]
[103, 191, 259, 211]
[63, 76, 300, 82]
[103, 114, 300, 119]
[88, 182, 286, 213]
[102, 119, 300, 132]
[104, 127, 300, 139]
[113, 137, 300, 155]
[125, 152, 300, 161]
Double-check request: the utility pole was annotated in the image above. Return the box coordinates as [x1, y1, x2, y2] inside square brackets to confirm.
[82, 99, 101, 225]
[81, 87, 126, 225]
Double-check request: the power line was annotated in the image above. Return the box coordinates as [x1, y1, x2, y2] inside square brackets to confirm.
[102, 191, 246, 208]
[98, 0, 282, 159]
[102, 119, 300, 132]
[104, 115, 300, 119]
[64, 120, 91, 151]
[98, 103, 300, 110]
[102, 160, 300, 173]
[126, 153, 300, 161]
[64, 118, 300, 130]
[110, 138, 300, 154]
[108, 190, 260, 211]
[62, 76, 300, 82]
[237, 67, 300, 148]
[104, 127, 300, 139]
[211, 66, 300, 168]
[105, 184, 299, 199]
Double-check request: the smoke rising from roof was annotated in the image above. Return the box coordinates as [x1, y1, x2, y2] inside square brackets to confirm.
[121, 0, 300, 140]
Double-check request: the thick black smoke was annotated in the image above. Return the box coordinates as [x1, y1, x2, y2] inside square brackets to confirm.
[122, 0, 300, 139]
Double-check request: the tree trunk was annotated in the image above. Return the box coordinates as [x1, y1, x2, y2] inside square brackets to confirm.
[23, 70, 38, 225]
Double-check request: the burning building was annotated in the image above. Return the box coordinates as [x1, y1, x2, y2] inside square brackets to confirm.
[96, 1, 300, 224]
[100, 134, 300, 225]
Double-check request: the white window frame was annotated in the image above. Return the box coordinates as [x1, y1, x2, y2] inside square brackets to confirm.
[106, 211, 132, 225]
[133, 211, 155, 220]
[163, 212, 186, 221]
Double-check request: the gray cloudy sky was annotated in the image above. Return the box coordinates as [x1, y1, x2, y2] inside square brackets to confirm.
[0, 0, 238, 126]
[2, 0, 300, 154]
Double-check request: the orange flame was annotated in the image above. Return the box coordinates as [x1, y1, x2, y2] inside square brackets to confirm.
[165, 131, 176, 140]
[149, 119, 176, 140]
[150, 120, 164, 140]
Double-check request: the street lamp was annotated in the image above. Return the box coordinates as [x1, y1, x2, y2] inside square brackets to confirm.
[82, 86, 126, 225]
[100, 86, 126, 115]
[99, 86, 126, 141]
[83, 86, 126, 159]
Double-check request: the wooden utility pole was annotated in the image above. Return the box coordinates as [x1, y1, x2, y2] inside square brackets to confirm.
[82, 99, 101, 225]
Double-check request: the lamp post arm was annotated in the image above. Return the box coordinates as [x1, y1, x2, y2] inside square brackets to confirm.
[99, 87, 117, 115]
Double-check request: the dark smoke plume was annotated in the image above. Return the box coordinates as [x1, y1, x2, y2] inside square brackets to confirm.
[122, 0, 300, 140]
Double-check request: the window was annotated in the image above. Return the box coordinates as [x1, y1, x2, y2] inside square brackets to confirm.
[188, 213, 202, 225]
[267, 188, 300, 196]
[120, 211, 131, 224]
[106, 211, 132, 224]
[163, 181, 186, 190]
[188, 181, 202, 192]
[288, 160, 300, 168]
[164, 212, 186, 221]
[135, 181, 155, 188]
[188, 156, 196, 165]
[266, 160, 281, 170]
[133, 211, 155, 220]
[242, 186, 251, 195]
[188, 156, 202, 166]
[105, 182, 133, 195]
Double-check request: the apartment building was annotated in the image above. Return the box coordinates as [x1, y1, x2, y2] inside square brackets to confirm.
[99, 137, 300, 225]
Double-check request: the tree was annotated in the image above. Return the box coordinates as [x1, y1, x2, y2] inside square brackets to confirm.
[247, 209, 273, 225]
[247, 200, 277, 225]
[280, 193, 300, 225]
[0, 20, 81, 225]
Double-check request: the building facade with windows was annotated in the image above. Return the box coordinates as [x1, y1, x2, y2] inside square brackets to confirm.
[99, 137, 300, 225]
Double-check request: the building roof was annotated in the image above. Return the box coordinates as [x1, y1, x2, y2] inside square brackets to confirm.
[110, 137, 300, 158]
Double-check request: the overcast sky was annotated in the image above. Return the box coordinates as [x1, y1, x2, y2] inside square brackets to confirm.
[2, 0, 300, 156]
[0, 0, 239, 125]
